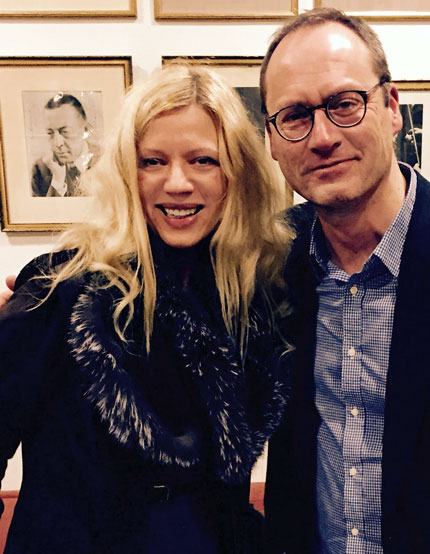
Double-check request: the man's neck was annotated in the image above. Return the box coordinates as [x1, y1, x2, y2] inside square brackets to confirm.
[316, 163, 407, 275]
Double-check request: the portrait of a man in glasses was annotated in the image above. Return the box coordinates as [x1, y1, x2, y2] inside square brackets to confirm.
[261, 7, 430, 554]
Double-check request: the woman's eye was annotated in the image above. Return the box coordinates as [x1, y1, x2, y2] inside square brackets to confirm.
[193, 157, 219, 166]
[138, 158, 162, 168]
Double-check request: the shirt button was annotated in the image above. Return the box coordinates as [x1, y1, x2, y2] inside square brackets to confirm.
[351, 528, 359, 537]
[347, 346, 356, 357]
[350, 467, 357, 476]
[350, 407, 359, 417]
[350, 285, 358, 296]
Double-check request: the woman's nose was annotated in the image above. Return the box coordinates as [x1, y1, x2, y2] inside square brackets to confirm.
[163, 163, 194, 194]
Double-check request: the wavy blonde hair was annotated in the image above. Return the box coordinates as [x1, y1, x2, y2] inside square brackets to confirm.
[47, 63, 293, 351]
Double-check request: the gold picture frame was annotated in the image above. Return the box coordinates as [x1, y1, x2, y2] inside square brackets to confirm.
[0, 57, 132, 231]
[155, 0, 297, 20]
[163, 56, 292, 207]
[0, 0, 137, 18]
[314, 0, 430, 20]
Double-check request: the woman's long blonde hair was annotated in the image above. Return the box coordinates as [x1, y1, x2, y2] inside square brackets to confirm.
[47, 63, 293, 351]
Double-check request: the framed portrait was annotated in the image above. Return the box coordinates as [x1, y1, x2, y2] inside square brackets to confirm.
[162, 56, 292, 206]
[394, 81, 430, 176]
[155, 0, 297, 20]
[314, 0, 430, 20]
[0, 0, 137, 17]
[0, 57, 132, 231]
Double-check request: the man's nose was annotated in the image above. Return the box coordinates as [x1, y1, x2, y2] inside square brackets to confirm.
[163, 163, 194, 194]
[308, 108, 342, 153]
[51, 131, 65, 147]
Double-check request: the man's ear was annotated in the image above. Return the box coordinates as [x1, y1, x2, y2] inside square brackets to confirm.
[388, 84, 403, 136]
[266, 120, 279, 162]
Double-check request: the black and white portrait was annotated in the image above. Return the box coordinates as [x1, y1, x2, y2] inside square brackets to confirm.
[23, 91, 104, 197]
[395, 103, 423, 171]
[236, 86, 265, 138]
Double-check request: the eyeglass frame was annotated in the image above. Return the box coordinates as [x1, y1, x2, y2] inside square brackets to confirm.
[266, 76, 389, 143]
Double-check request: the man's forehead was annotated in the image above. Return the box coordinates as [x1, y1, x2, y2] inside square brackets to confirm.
[44, 104, 85, 125]
[269, 23, 368, 68]
[265, 23, 374, 106]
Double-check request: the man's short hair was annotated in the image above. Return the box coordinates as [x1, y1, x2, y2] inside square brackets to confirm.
[45, 93, 87, 120]
[260, 7, 392, 114]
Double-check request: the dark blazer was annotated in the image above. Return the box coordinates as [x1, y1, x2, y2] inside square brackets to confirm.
[265, 169, 430, 554]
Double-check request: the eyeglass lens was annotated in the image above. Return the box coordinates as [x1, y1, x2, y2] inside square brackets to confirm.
[276, 90, 366, 141]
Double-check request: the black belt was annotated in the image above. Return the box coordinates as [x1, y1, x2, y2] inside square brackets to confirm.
[144, 481, 202, 503]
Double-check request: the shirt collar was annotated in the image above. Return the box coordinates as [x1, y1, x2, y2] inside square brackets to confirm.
[310, 162, 417, 279]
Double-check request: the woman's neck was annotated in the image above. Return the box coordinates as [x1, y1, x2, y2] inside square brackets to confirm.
[149, 230, 213, 291]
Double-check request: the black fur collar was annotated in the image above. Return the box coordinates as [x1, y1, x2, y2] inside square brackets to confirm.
[68, 269, 290, 484]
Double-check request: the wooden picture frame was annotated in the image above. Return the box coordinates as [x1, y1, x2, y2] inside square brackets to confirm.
[0, 57, 132, 231]
[314, 0, 430, 20]
[162, 56, 292, 206]
[155, 0, 298, 20]
[0, 0, 137, 18]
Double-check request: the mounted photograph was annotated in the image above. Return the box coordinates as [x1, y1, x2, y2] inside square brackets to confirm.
[0, 57, 132, 231]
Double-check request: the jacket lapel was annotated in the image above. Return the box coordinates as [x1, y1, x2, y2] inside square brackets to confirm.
[382, 173, 430, 523]
[284, 205, 320, 490]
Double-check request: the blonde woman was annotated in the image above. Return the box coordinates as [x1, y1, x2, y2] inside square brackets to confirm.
[0, 64, 292, 554]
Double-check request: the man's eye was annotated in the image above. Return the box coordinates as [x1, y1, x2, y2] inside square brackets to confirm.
[289, 111, 308, 122]
[331, 95, 361, 112]
[279, 108, 309, 124]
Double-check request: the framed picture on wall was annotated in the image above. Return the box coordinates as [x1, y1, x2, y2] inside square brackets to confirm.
[0, 0, 137, 17]
[0, 57, 132, 231]
[394, 81, 430, 176]
[314, 0, 430, 20]
[155, 0, 298, 20]
[162, 56, 292, 206]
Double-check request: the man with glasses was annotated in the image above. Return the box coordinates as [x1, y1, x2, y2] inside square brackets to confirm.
[261, 7, 430, 554]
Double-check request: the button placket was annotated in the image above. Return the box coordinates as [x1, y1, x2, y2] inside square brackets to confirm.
[342, 279, 365, 550]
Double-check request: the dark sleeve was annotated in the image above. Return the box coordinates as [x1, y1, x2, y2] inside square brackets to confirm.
[31, 159, 52, 197]
[0, 262, 80, 517]
[264, 409, 294, 554]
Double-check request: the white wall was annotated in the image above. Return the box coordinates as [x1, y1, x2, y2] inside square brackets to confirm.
[1, 0, 430, 489]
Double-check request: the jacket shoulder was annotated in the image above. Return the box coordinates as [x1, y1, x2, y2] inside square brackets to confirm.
[1, 250, 80, 321]
[284, 202, 315, 236]
[14, 250, 76, 290]
[281, 202, 315, 271]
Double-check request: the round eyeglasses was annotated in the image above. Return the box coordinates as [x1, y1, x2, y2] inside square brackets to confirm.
[267, 77, 388, 142]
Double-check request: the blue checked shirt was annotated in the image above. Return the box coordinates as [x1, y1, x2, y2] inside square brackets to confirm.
[311, 164, 417, 554]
